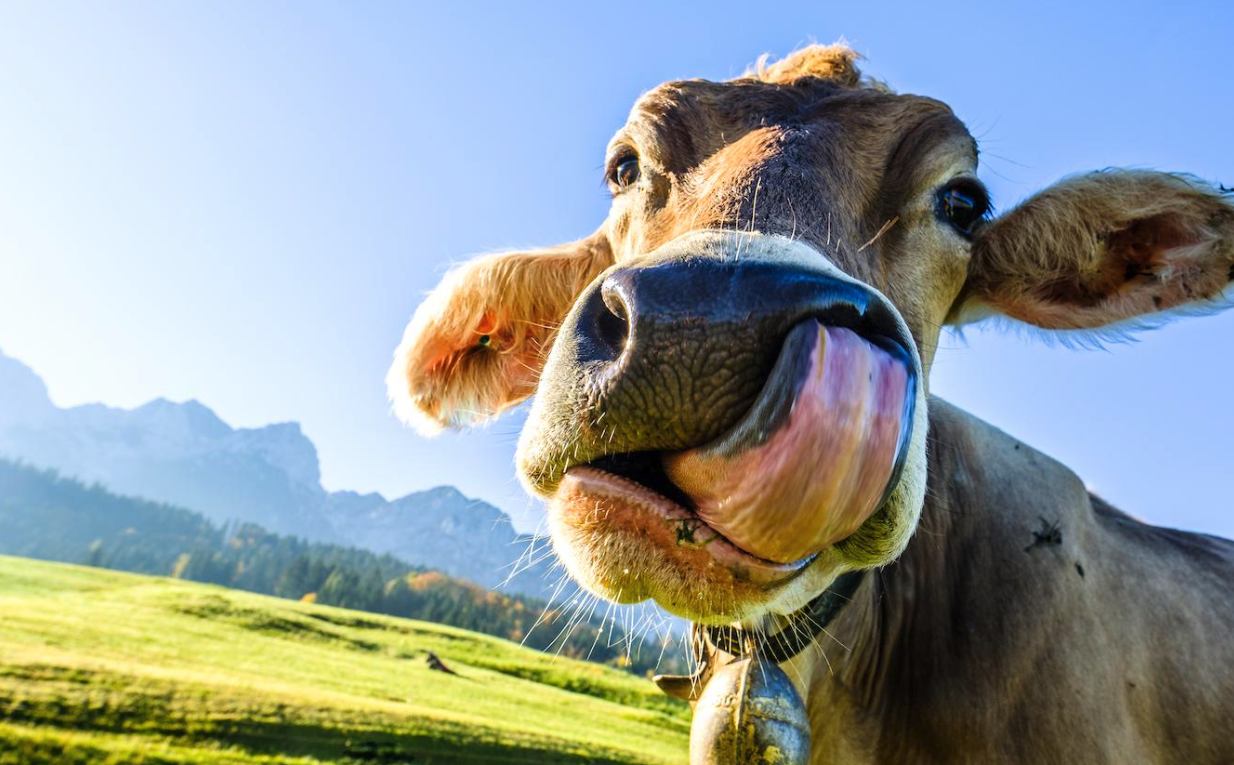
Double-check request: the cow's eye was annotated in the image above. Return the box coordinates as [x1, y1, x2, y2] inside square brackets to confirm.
[938, 181, 990, 236]
[608, 154, 641, 191]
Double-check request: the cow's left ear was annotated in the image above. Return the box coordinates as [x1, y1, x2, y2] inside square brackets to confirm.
[951, 170, 1234, 331]
[387, 233, 612, 435]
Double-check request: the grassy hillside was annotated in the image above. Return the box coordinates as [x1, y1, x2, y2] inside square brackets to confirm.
[0, 555, 689, 764]
[0, 458, 685, 676]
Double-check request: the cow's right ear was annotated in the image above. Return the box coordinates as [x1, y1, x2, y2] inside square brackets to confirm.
[951, 170, 1234, 332]
[387, 234, 612, 435]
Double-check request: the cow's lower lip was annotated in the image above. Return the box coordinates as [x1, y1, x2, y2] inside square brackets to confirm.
[551, 318, 915, 576]
[555, 467, 814, 586]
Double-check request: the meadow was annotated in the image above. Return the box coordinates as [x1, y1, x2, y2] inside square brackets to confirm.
[0, 555, 689, 764]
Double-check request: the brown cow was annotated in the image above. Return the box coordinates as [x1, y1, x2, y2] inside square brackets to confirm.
[388, 45, 1234, 763]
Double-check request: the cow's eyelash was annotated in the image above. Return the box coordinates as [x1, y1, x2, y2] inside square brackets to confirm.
[605, 148, 640, 190]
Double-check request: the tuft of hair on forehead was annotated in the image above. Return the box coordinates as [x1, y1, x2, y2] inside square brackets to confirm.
[746, 43, 864, 87]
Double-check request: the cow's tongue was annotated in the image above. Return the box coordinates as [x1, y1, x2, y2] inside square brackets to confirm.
[663, 323, 909, 564]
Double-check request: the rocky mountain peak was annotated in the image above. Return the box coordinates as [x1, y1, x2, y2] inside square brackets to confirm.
[0, 348, 577, 601]
[0, 349, 55, 426]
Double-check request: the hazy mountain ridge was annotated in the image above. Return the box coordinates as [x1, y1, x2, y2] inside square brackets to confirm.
[0, 349, 568, 600]
[324, 485, 546, 591]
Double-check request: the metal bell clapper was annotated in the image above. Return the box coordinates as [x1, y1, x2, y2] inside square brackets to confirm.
[688, 652, 811, 765]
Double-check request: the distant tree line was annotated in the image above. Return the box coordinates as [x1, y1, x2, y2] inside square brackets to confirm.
[0, 458, 681, 675]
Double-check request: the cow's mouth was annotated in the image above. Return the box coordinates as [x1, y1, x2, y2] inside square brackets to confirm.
[549, 318, 916, 598]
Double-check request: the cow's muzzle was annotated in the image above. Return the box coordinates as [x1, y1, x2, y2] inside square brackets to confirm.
[519, 237, 918, 608]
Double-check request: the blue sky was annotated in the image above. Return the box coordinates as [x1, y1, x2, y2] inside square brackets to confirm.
[0, 1, 1231, 536]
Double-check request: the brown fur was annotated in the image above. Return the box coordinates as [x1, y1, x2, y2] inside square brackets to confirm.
[389, 44, 1234, 763]
[783, 399, 1234, 764]
[746, 44, 865, 87]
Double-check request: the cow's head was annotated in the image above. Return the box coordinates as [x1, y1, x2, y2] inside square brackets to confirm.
[389, 45, 1234, 624]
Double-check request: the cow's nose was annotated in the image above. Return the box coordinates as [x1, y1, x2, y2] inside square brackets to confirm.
[566, 258, 896, 455]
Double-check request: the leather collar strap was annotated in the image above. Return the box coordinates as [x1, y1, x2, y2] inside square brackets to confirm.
[703, 570, 866, 665]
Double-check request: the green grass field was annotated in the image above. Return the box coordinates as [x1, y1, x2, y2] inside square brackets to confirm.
[0, 555, 689, 764]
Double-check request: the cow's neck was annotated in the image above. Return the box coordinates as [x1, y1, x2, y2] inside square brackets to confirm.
[786, 396, 1089, 762]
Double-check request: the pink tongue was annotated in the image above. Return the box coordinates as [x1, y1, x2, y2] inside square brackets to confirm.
[663, 325, 908, 564]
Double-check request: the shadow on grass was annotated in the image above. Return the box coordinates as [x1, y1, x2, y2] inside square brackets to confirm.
[0, 665, 649, 765]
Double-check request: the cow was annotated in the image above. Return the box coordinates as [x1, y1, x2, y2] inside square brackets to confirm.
[387, 44, 1234, 763]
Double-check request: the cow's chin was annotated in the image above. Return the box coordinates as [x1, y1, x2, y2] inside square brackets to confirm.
[545, 320, 918, 624]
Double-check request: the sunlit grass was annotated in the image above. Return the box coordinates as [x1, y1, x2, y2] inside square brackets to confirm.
[0, 555, 688, 764]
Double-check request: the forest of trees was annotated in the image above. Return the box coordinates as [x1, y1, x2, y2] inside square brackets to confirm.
[0, 458, 683, 675]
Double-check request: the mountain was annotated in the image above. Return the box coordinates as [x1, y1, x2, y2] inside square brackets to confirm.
[0, 351, 57, 428]
[0, 349, 573, 603]
[0, 352, 335, 539]
[323, 486, 564, 596]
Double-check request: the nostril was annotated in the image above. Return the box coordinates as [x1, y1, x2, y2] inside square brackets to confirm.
[596, 285, 631, 356]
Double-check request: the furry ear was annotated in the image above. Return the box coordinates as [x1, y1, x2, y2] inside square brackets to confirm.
[954, 170, 1234, 331]
[387, 234, 612, 434]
